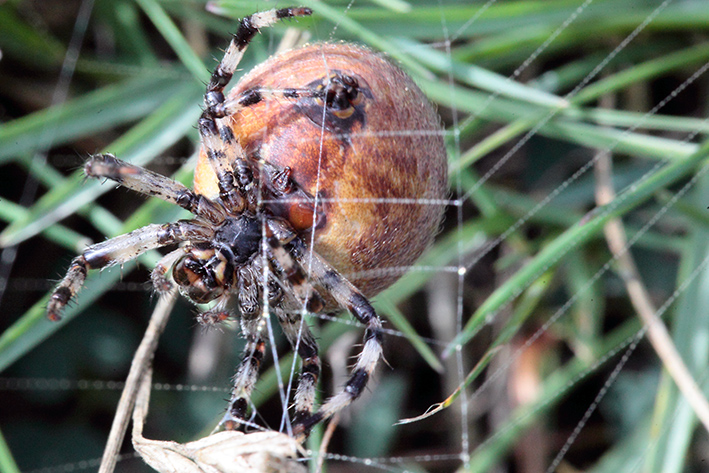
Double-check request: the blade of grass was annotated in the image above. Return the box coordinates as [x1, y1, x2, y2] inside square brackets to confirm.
[443, 41, 709, 172]
[0, 262, 138, 373]
[0, 5, 64, 68]
[575, 42, 709, 104]
[574, 108, 709, 135]
[0, 82, 203, 247]
[0, 198, 90, 253]
[0, 427, 20, 473]
[453, 0, 708, 61]
[422, 77, 697, 172]
[375, 298, 444, 373]
[0, 76, 187, 163]
[445, 139, 709, 355]
[135, 0, 210, 83]
[644, 172, 709, 473]
[463, 316, 643, 472]
[94, 0, 158, 66]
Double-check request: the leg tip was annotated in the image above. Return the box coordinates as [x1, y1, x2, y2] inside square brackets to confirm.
[277, 7, 312, 19]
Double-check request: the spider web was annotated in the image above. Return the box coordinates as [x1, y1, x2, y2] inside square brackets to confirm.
[1, 0, 709, 472]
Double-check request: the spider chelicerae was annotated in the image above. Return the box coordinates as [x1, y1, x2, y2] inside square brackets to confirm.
[47, 7, 383, 438]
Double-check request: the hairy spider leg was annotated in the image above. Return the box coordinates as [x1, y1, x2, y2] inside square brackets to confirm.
[199, 7, 312, 212]
[272, 307, 321, 426]
[217, 229, 325, 431]
[83, 157, 258, 328]
[219, 312, 268, 431]
[218, 309, 321, 433]
[85, 154, 226, 224]
[262, 225, 329, 428]
[265, 229, 324, 314]
[216, 263, 262, 429]
[218, 260, 291, 430]
[220, 86, 327, 117]
[284, 238, 384, 438]
[47, 221, 212, 321]
[198, 118, 250, 212]
[204, 7, 313, 103]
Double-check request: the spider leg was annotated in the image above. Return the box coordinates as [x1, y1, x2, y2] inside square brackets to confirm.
[86, 154, 226, 224]
[47, 220, 211, 321]
[218, 266, 266, 430]
[263, 220, 382, 435]
[283, 238, 384, 438]
[219, 316, 267, 431]
[219, 87, 325, 117]
[273, 307, 320, 426]
[258, 229, 323, 425]
[264, 223, 324, 313]
[199, 8, 312, 211]
[150, 248, 185, 294]
[198, 115, 251, 212]
[204, 8, 312, 105]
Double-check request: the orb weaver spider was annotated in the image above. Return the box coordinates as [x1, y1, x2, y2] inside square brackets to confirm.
[48, 6, 447, 438]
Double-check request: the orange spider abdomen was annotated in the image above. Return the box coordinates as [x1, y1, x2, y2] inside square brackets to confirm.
[194, 42, 448, 298]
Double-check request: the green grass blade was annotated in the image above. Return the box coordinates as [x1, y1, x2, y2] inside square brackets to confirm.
[0, 76, 187, 163]
[446, 139, 709, 355]
[0, 428, 20, 473]
[135, 0, 210, 83]
[0, 82, 203, 247]
[375, 297, 444, 373]
[644, 172, 709, 473]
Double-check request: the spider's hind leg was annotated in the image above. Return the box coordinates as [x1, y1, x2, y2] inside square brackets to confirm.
[273, 307, 321, 426]
[284, 238, 385, 438]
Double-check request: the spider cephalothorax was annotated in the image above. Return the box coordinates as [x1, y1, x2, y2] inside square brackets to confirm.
[171, 215, 261, 303]
[48, 7, 447, 439]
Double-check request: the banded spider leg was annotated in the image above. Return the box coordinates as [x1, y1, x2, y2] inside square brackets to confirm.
[47, 154, 218, 321]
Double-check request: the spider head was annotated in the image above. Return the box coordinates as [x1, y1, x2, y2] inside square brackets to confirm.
[172, 216, 262, 304]
[172, 246, 228, 304]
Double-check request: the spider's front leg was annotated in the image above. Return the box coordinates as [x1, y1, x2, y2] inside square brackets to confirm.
[85, 154, 226, 224]
[47, 221, 211, 321]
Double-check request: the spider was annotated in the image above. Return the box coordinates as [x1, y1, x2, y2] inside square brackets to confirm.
[47, 7, 447, 439]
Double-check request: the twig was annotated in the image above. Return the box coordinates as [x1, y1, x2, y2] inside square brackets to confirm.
[315, 413, 340, 473]
[594, 135, 709, 433]
[98, 289, 178, 473]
